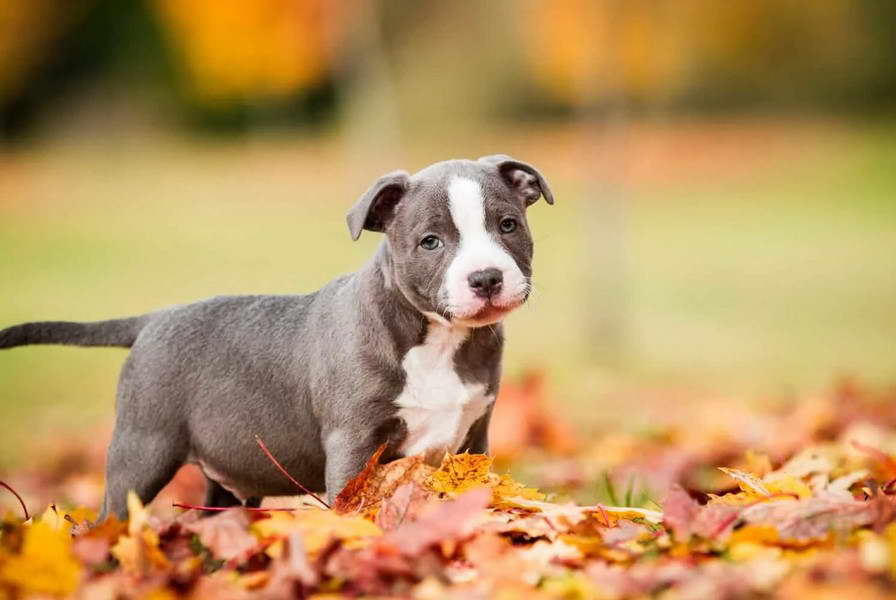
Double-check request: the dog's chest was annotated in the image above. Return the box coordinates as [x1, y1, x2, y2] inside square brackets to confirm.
[394, 324, 491, 464]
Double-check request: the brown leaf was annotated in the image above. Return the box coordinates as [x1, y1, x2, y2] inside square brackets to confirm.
[662, 485, 700, 541]
[378, 487, 490, 556]
[332, 443, 388, 514]
[265, 532, 318, 596]
[332, 454, 435, 518]
[741, 494, 894, 541]
[374, 483, 433, 531]
[692, 502, 744, 541]
[185, 508, 258, 561]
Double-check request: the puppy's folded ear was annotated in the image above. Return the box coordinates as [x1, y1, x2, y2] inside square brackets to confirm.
[479, 154, 554, 207]
[346, 170, 411, 240]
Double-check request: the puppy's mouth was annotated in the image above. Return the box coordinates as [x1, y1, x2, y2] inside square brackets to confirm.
[451, 296, 526, 327]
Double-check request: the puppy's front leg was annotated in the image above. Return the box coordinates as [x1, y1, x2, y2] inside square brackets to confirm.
[460, 409, 492, 455]
[322, 429, 380, 503]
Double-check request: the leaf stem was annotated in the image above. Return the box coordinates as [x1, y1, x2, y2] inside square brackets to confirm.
[172, 502, 296, 512]
[0, 479, 29, 521]
[254, 435, 331, 509]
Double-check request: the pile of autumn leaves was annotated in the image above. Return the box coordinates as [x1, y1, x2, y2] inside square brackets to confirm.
[4, 384, 896, 599]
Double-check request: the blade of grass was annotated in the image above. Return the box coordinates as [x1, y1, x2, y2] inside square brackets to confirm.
[624, 473, 636, 507]
[603, 472, 620, 507]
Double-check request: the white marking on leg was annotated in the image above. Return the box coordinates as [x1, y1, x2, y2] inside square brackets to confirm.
[394, 321, 491, 464]
[443, 177, 527, 321]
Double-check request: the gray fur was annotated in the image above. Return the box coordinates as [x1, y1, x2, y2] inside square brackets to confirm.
[0, 156, 552, 520]
[0, 315, 152, 349]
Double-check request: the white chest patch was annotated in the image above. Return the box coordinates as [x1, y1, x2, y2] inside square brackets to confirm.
[394, 322, 492, 464]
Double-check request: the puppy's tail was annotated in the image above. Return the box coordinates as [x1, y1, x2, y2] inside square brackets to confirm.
[0, 314, 152, 350]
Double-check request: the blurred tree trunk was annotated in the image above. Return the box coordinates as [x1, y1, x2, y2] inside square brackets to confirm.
[577, 0, 630, 366]
[327, 0, 403, 185]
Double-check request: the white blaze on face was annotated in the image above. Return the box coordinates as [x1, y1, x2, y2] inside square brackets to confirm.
[443, 177, 527, 321]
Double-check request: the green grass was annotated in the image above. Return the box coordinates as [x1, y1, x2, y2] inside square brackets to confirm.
[1, 118, 895, 465]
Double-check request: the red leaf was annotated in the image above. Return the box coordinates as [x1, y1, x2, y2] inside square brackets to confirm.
[332, 443, 387, 514]
[662, 485, 700, 541]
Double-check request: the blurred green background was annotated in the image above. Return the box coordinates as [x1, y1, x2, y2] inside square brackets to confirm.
[1, 0, 895, 465]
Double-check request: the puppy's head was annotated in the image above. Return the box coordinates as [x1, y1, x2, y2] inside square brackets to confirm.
[347, 155, 553, 327]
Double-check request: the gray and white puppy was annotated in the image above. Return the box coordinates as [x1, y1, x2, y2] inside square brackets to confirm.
[0, 155, 553, 520]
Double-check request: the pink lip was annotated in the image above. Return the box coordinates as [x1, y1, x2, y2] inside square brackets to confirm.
[463, 298, 524, 322]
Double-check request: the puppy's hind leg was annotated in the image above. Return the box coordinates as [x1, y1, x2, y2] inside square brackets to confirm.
[204, 477, 242, 512]
[202, 478, 263, 516]
[99, 429, 186, 522]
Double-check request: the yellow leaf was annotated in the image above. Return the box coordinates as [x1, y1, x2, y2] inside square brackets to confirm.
[745, 450, 773, 478]
[0, 520, 81, 596]
[110, 534, 139, 572]
[765, 475, 812, 499]
[540, 572, 597, 599]
[719, 467, 771, 497]
[34, 505, 98, 535]
[707, 491, 755, 506]
[427, 453, 492, 496]
[490, 473, 546, 507]
[559, 534, 603, 557]
[37, 505, 66, 531]
[127, 490, 149, 536]
[884, 522, 896, 578]
[857, 530, 889, 573]
[252, 509, 381, 557]
[65, 507, 98, 531]
[108, 490, 170, 575]
[110, 528, 170, 574]
[728, 541, 782, 562]
[728, 524, 780, 546]
[492, 497, 586, 524]
[599, 506, 664, 524]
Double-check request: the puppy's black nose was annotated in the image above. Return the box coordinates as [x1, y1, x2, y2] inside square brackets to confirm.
[468, 268, 503, 298]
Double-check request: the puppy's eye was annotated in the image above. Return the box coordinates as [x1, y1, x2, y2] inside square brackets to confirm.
[499, 217, 518, 234]
[419, 235, 443, 250]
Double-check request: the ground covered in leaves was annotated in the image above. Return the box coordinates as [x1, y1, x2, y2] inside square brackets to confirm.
[4, 379, 896, 599]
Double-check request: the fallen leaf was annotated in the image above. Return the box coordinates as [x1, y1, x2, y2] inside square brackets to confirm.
[764, 474, 813, 499]
[185, 508, 257, 561]
[379, 487, 491, 556]
[489, 473, 546, 507]
[332, 443, 388, 514]
[0, 520, 81, 596]
[741, 494, 887, 541]
[253, 508, 381, 556]
[662, 485, 700, 541]
[374, 483, 433, 531]
[332, 454, 435, 519]
[719, 467, 772, 497]
[265, 532, 318, 595]
[109, 492, 170, 574]
[427, 453, 491, 496]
